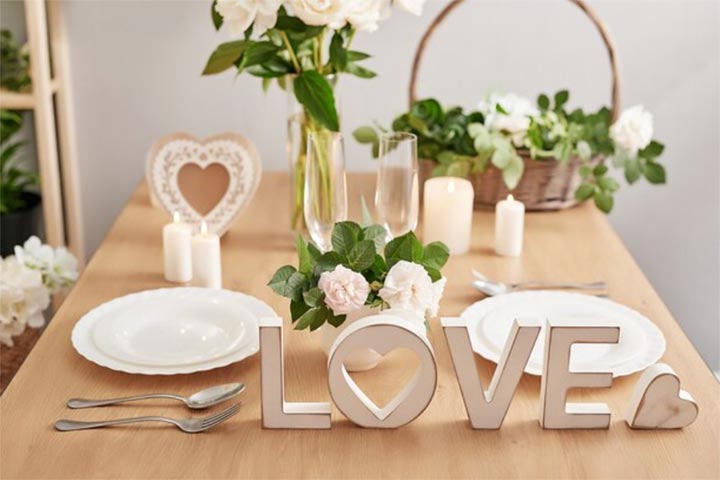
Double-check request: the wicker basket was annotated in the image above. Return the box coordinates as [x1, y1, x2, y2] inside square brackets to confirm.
[410, 0, 621, 210]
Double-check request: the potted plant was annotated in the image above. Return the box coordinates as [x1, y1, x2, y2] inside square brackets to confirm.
[354, 92, 666, 213]
[268, 221, 449, 371]
[202, 0, 426, 230]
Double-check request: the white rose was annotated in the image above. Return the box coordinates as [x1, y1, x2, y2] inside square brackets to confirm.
[342, 0, 384, 32]
[610, 105, 654, 157]
[378, 261, 444, 319]
[394, 0, 425, 15]
[478, 92, 538, 147]
[0, 256, 50, 346]
[318, 265, 370, 315]
[215, 0, 282, 36]
[286, 0, 345, 27]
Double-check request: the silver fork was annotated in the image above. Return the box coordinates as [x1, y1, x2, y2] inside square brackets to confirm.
[54, 402, 241, 433]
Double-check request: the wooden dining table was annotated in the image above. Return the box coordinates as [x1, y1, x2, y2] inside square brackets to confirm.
[1, 173, 718, 479]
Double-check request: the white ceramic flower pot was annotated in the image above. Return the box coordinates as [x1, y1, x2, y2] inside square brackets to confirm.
[320, 306, 424, 372]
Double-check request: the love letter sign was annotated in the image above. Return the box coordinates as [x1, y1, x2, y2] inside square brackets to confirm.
[258, 315, 698, 431]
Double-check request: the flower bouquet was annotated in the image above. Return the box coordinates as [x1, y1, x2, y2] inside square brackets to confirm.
[1, 236, 78, 346]
[203, 0, 425, 229]
[268, 221, 449, 331]
[355, 92, 666, 213]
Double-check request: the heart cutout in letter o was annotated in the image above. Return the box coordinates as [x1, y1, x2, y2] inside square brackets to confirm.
[327, 314, 437, 429]
[625, 363, 698, 429]
[146, 132, 261, 235]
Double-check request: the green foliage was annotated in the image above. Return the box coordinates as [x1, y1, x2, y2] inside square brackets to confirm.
[1, 110, 39, 214]
[355, 91, 666, 214]
[0, 30, 30, 92]
[204, 6, 376, 133]
[268, 222, 449, 331]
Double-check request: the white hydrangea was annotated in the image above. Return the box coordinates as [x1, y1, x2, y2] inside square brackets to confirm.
[0, 256, 50, 346]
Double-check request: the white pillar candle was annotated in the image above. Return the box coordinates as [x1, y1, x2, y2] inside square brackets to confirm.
[494, 194, 525, 257]
[423, 177, 474, 255]
[163, 211, 192, 283]
[191, 221, 222, 289]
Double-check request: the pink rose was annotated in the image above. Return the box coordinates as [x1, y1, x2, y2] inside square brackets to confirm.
[318, 265, 370, 315]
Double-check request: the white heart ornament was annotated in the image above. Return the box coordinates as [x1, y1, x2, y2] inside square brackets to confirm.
[327, 314, 437, 429]
[625, 363, 698, 429]
[146, 132, 261, 235]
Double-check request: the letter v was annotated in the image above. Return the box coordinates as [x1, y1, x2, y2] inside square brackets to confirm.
[442, 317, 541, 429]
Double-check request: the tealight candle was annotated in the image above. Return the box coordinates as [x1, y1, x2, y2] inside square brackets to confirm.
[191, 221, 222, 289]
[494, 194, 525, 257]
[163, 211, 192, 283]
[423, 177, 474, 255]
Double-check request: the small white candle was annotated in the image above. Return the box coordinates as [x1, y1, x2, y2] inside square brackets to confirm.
[423, 177, 474, 255]
[191, 221, 222, 289]
[163, 211, 192, 283]
[494, 194, 525, 257]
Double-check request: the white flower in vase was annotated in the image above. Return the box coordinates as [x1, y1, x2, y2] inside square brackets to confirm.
[318, 264, 371, 315]
[610, 105, 654, 157]
[0, 256, 50, 347]
[342, 0, 385, 32]
[286, 0, 345, 27]
[378, 260, 445, 320]
[478, 92, 538, 147]
[14, 236, 79, 294]
[215, 0, 283, 36]
[393, 0, 425, 16]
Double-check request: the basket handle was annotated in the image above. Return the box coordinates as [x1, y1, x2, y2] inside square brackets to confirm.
[408, 0, 621, 121]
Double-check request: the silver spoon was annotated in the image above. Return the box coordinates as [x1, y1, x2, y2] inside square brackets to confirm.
[471, 269, 607, 296]
[67, 383, 245, 410]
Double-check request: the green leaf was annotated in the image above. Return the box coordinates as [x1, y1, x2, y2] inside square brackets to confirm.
[424, 266, 442, 282]
[303, 287, 324, 307]
[597, 176, 620, 192]
[307, 241, 322, 261]
[285, 272, 308, 302]
[502, 156, 524, 190]
[639, 140, 664, 159]
[495, 103, 509, 115]
[295, 235, 312, 275]
[267, 265, 297, 296]
[329, 32, 347, 72]
[353, 126, 378, 144]
[239, 41, 280, 69]
[552, 141, 572, 163]
[293, 71, 340, 131]
[347, 240, 376, 271]
[579, 165, 592, 179]
[554, 90, 569, 109]
[423, 242, 450, 270]
[331, 221, 361, 256]
[593, 164, 608, 176]
[316, 251, 344, 273]
[385, 231, 423, 268]
[594, 190, 614, 213]
[295, 307, 329, 331]
[211, 0, 223, 30]
[346, 62, 377, 79]
[624, 159, 641, 184]
[326, 313, 346, 328]
[447, 161, 470, 178]
[347, 51, 370, 61]
[538, 94, 550, 110]
[575, 183, 596, 201]
[202, 40, 248, 75]
[362, 224, 387, 252]
[644, 161, 666, 184]
[290, 300, 310, 322]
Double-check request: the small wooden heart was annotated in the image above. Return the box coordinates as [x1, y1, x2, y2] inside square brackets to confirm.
[625, 363, 698, 429]
[146, 132, 261, 235]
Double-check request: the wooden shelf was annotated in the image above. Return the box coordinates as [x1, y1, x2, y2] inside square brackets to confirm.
[0, 81, 59, 110]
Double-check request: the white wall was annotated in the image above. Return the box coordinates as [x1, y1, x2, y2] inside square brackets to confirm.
[23, 0, 720, 371]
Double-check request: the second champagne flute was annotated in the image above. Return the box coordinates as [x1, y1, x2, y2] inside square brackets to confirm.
[374, 132, 419, 239]
[304, 131, 348, 251]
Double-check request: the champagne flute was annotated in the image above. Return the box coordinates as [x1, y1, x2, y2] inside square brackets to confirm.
[374, 132, 419, 239]
[304, 131, 348, 251]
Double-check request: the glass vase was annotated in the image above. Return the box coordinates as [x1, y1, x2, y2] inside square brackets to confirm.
[286, 75, 339, 231]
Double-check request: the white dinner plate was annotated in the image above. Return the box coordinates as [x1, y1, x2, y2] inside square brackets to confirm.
[461, 291, 666, 377]
[72, 288, 275, 375]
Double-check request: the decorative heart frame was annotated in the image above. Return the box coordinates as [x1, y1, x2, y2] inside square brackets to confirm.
[146, 132, 262, 235]
[327, 314, 437, 429]
[625, 363, 698, 429]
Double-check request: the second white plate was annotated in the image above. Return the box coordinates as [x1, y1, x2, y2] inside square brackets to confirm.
[461, 291, 666, 377]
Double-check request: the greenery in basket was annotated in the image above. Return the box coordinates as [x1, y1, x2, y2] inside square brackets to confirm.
[1, 30, 38, 214]
[354, 91, 666, 213]
[202, 1, 426, 229]
[268, 221, 449, 331]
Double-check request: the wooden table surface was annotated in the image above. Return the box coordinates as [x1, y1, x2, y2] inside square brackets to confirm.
[1, 173, 718, 479]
